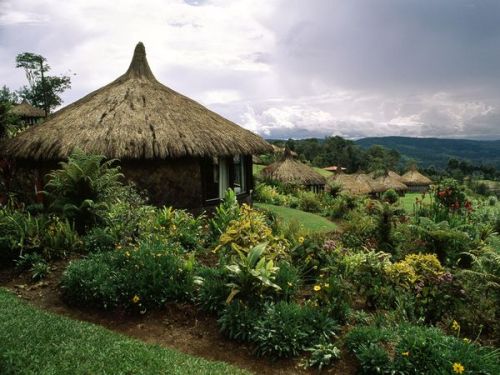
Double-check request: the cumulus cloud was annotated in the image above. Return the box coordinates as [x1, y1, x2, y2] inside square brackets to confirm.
[0, 0, 499, 140]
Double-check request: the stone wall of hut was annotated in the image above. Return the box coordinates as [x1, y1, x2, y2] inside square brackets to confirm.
[0, 160, 57, 205]
[121, 158, 204, 208]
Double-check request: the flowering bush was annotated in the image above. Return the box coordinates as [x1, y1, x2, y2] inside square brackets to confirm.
[346, 324, 500, 375]
[61, 240, 195, 310]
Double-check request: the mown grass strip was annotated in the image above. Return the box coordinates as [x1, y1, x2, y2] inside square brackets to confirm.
[255, 203, 337, 233]
[0, 289, 249, 375]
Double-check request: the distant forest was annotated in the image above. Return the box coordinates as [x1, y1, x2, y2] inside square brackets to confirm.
[268, 136, 499, 179]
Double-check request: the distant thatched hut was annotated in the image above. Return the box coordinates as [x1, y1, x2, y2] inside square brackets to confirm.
[367, 171, 408, 195]
[1, 42, 272, 208]
[401, 168, 432, 192]
[329, 173, 374, 195]
[10, 100, 45, 125]
[261, 148, 325, 192]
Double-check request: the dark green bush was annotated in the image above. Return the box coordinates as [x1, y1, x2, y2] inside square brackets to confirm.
[273, 261, 301, 302]
[61, 241, 195, 310]
[251, 302, 337, 359]
[195, 266, 230, 314]
[346, 324, 500, 375]
[83, 227, 117, 252]
[217, 301, 260, 342]
[382, 189, 399, 204]
[298, 190, 322, 213]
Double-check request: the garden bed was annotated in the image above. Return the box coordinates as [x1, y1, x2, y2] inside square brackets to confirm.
[0, 261, 357, 375]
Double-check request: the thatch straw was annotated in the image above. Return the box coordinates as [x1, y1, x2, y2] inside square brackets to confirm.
[1, 42, 272, 160]
[262, 148, 325, 186]
[367, 171, 408, 192]
[401, 169, 432, 186]
[10, 100, 45, 118]
[329, 173, 374, 195]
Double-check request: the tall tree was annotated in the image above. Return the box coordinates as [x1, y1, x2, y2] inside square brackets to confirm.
[15, 52, 72, 116]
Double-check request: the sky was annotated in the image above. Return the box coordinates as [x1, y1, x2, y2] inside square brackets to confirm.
[1, 0, 499, 140]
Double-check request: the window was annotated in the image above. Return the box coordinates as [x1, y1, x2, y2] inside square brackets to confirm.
[232, 155, 246, 194]
[203, 155, 248, 202]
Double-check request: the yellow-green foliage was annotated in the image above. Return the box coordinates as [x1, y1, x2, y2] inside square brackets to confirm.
[215, 204, 288, 258]
[386, 253, 444, 289]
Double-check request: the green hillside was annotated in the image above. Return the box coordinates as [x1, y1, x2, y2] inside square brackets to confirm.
[356, 137, 500, 169]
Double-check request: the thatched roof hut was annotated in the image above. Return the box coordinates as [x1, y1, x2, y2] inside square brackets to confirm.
[367, 171, 408, 194]
[261, 148, 325, 191]
[10, 100, 45, 125]
[1, 42, 272, 208]
[401, 168, 432, 192]
[329, 173, 374, 195]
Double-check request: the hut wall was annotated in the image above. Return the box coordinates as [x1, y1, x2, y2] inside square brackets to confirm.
[407, 185, 429, 193]
[121, 158, 203, 208]
[0, 160, 57, 205]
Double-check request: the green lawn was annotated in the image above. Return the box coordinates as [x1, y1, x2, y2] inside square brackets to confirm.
[0, 289, 248, 375]
[398, 192, 432, 213]
[255, 203, 337, 233]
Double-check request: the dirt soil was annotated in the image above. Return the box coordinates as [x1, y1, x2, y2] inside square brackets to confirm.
[0, 260, 357, 375]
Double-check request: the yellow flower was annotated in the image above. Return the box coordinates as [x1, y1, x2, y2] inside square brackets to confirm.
[452, 362, 464, 374]
[131, 295, 140, 304]
[298, 236, 304, 244]
[463, 338, 471, 344]
[451, 320, 460, 331]
[116, 244, 122, 250]
[172, 224, 177, 231]
[313, 285, 321, 292]
[401, 351, 409, 357]
[125, 251, 130, 257]
[324, 283, 330, 288]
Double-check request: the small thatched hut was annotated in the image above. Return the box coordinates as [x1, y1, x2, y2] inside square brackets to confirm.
[367, 171, 408, 195]
[401, 168, 432, 192]
[261, 148, 325, 192]
[10, 100, 45, 125]
[329, 173, 374, 195]
[1, 42, 272, 208]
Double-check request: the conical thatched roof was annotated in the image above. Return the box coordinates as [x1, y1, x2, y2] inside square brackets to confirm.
[1, 42, 272, 160]
[329, 173, 374, 195]
[10, 100, 45, 118]
[368, 171, 408, 192]
[261, 148, 325, 186]
[401, 169, 432, 186]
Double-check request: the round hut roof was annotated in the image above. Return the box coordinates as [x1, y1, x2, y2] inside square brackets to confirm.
[1, 42, 273, 161]
[368, 171, 408, 192]
[329, 173, 374, 195]
[261, 148, 326, 186]
[10, 100, 45, 118]
[401, 169, 432, 186]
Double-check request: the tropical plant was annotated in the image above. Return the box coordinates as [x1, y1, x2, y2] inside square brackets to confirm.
[225, 243, 281, 305]
[45, 150, 124, 233]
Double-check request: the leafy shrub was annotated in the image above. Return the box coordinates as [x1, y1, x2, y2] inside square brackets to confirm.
[382, 188, 399, 204]
[290, 234, 331, 280]
[311, 273, 352, 322]
[488, 195, 497, 206]
[209, 189, 240, 243]
[61, 241, 195, 310]
[273, 261, 301, 302]
[225, 243, 281, 305]
[45, 150, 124, 233]
[214, 204, 288, 259]
[83, 227, 117, 253]
[341, 209, 376, 249]
[297, 190, 322, 213]
[326, 193, 360, 220]
[303, 341, 341, 370]
[434, 178, 468, 211]
[195, 266, 229, 314]
[218, 301, 260, 342]
[251, 302, 337, 359]
[0, 208, 81, 263]
[346, 324, 500, 375]
[30, 260, 50, 282]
